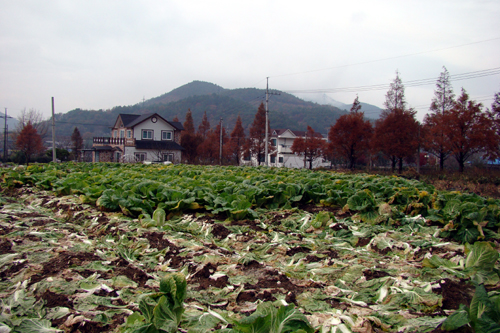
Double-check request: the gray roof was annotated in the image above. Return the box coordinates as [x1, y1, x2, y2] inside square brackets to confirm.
[271, 128, 323, 138]
[119, 113, 184, 130]
[170, 121, 184, 131]
[119, 114, 142, 127]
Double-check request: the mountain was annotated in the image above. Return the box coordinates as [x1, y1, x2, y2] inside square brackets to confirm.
[51, 81, 348, 139]
[294, 93, 384, 119]
[0, 115, 19, 132]
[145, 81, 225, 105]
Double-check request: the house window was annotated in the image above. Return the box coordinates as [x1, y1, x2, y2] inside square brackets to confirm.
[243, 154, 251, 161]
[270, 155, 276, 163]
[259, 155, 265, 163]
[127, 130, 132, 138]
[135, 153, 147, 161]
[162, 153, 174, 162]
[142, 129, 153, 140]
[279, 156, 284, 163]
[120, 130, 125, 138]
[161, 131, 173, 141]
[271, 139, 277, 146]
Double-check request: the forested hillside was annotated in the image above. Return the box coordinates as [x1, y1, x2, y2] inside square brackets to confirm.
[50, 81, 347, 138]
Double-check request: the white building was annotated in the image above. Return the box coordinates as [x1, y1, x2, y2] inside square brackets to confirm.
[242, 128, 330, 168]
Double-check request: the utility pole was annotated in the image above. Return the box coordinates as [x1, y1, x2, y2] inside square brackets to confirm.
[219, 117, 223, 165]
[3, 108, 7, 162]
[51, 97, 56, 162]
[264, 77, 280, 166]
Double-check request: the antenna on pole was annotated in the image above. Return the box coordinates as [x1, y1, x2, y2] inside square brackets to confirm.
[264, 77, 280, 166]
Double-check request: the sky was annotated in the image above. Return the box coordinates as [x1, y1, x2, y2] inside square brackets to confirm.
[1, 0, 500, 122]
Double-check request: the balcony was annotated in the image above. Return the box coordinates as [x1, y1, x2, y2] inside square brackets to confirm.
[93, 137, 135, 146]
[277, 144, 292, 154]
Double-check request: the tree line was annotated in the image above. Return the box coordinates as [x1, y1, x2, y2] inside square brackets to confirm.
[7, 67, 500, 172]
[5, 109, 84, 164]
[180, 67, 500, 173]
[331, 67, 500, 173]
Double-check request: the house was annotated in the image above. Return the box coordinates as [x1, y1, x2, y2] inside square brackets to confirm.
[241, 128, 330, 168]
[269, 128, 329, 168]
[89, 113, 184, 163]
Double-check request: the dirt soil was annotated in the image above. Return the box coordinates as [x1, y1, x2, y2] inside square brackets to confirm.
[0, 186, 494, 332]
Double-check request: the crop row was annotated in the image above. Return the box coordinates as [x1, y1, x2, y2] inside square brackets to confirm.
[1, 163, 499, 243]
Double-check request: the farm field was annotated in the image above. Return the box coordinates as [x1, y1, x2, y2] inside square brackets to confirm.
[0, 163, 499, 332]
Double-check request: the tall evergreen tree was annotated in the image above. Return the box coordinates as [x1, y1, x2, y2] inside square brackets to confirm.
[493, 91, 500, 114]
[183, 109, 195, 135]
[181, 109, 200, 163]
[492, 91, 500, 147]
[373, 72, 419, 173]
[228, 115, 246, 165]
[384, 71, 407, 111]
[350, 95, 362, 113]
[249, 103, 271, 165]
[430, 67, 455, 114]
[423, 67, 455, 170]
[198, 111, 210, 140]
[71, 127, 84, 161]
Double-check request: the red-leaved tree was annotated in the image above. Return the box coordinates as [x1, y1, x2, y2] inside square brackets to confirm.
[198, 111, 211, 141]
[181, 109, 201, 163]
[490, 91, 500, 151]
[197, 122, 228, 165]
[328, 96, 373, 169]
[15, 122, 45, 165]
[249, 103, 272, 165]
[227, 115, 246, 165]
[372, 72, 419, 173]
[442, 89, 498, 172]
[423, 67, 455, 170]
[291, 126, 326, 169]
[71, 127, 84, 161]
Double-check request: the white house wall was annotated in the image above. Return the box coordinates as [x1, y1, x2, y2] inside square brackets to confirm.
[132, 118, 176, 140]
[242, 153, 330, 169]
[121, 147, 182, 163]
[272, 155, 330, 169]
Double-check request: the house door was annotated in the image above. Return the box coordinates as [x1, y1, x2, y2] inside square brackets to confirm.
[115, 152, 121, 162]
[95, 151, 99, 162]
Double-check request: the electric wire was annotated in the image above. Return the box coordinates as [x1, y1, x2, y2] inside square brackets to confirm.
[270, 37, 500, 79]
[284, 67, 500, 94]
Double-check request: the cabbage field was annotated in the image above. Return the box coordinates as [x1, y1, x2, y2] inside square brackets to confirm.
[0, 163, 499, 332]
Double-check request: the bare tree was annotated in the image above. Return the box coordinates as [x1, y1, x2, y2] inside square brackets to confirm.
[15, 108, 49, 139]
[150, 141, 175, 163]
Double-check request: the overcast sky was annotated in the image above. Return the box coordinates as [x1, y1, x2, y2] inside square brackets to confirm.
[1, 0, 499, 122]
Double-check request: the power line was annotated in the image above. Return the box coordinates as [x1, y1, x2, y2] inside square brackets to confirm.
[270, 37, 500, 79]
[285, 67, 500, 94]
[54, 121, 113, 127]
